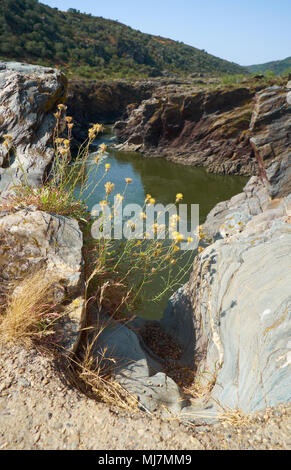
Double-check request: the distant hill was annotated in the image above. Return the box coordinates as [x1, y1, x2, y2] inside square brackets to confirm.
[0, 0, 246, 79]
[247, 57, 291, 75]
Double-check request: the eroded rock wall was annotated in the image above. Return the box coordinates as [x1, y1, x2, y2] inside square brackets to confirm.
[67, 79, 156, 142]
[114, 82, 290, 176]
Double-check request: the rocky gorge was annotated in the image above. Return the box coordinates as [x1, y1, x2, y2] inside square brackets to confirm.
[113, 77, 290, 177]
[0, 61, 290, 449]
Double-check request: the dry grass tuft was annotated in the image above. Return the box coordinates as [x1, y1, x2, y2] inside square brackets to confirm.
[66, 325, 138, 411]
[0, 270, 63, 348]
[218, 407, 253, 427]
[181, 368, 217, 401]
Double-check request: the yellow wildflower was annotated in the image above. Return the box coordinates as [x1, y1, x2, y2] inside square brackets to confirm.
[140, 212, 147, 220]
[93, 123, 103, 134]
[176, 193, 183, 203]
[105, 163, 111, 172]
[57, 104, 67, 111]
[198, 225, 206, 240]
[105, 182, 115, 195]
[149, 198, 156, 205]
[65, 116, 73, 123]
[100, 143, 107, 153]
[125, 178, 132, 184]
[172, 231, 184, 243]
[59, 147, 69, 157]
[88, 128, 96, 140]
[187, 237, 194, 243]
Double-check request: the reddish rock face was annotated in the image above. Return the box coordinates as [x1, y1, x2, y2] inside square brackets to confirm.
[114, 81, 290, 176]
[249, 86, 291, 198]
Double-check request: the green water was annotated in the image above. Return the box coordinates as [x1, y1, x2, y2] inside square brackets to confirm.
[84, 127, 248, 224]
[76, 126, 248, 319]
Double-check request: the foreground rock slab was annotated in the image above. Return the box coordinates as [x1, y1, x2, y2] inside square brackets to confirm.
[90, 314, 187, 416]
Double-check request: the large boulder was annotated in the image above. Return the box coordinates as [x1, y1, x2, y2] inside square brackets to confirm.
[160, 197, 291, 417]
[190, 211, 291, 414]
[160, 164, 291, 417]
[0, 208, 84, 352]
[0, 61, 67, 194]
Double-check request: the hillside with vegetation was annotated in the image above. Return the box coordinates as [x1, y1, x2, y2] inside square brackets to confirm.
[247, 56, 291, 75]
[0, 0, 246, 79]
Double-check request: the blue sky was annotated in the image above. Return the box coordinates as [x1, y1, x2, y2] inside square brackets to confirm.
[43, 0, 291, 66]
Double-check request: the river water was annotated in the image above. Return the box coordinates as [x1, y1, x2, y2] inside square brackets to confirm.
[75, 126, 248, 319]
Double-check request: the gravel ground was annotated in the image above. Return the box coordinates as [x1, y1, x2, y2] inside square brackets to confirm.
[0, 344, 290, 450]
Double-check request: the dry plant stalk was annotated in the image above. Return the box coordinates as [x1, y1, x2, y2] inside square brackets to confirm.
[67, 325, 138, 411]
[0, 270, 62, 347]
[218, 407, 253, 427]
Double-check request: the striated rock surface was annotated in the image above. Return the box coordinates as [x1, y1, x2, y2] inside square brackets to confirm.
[0, 208, 84, 352]
[160, 107, 291, 415]
[0, 61, 67, 194]
[190, 213, 290, 414]
[114, 81, 290, 176]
